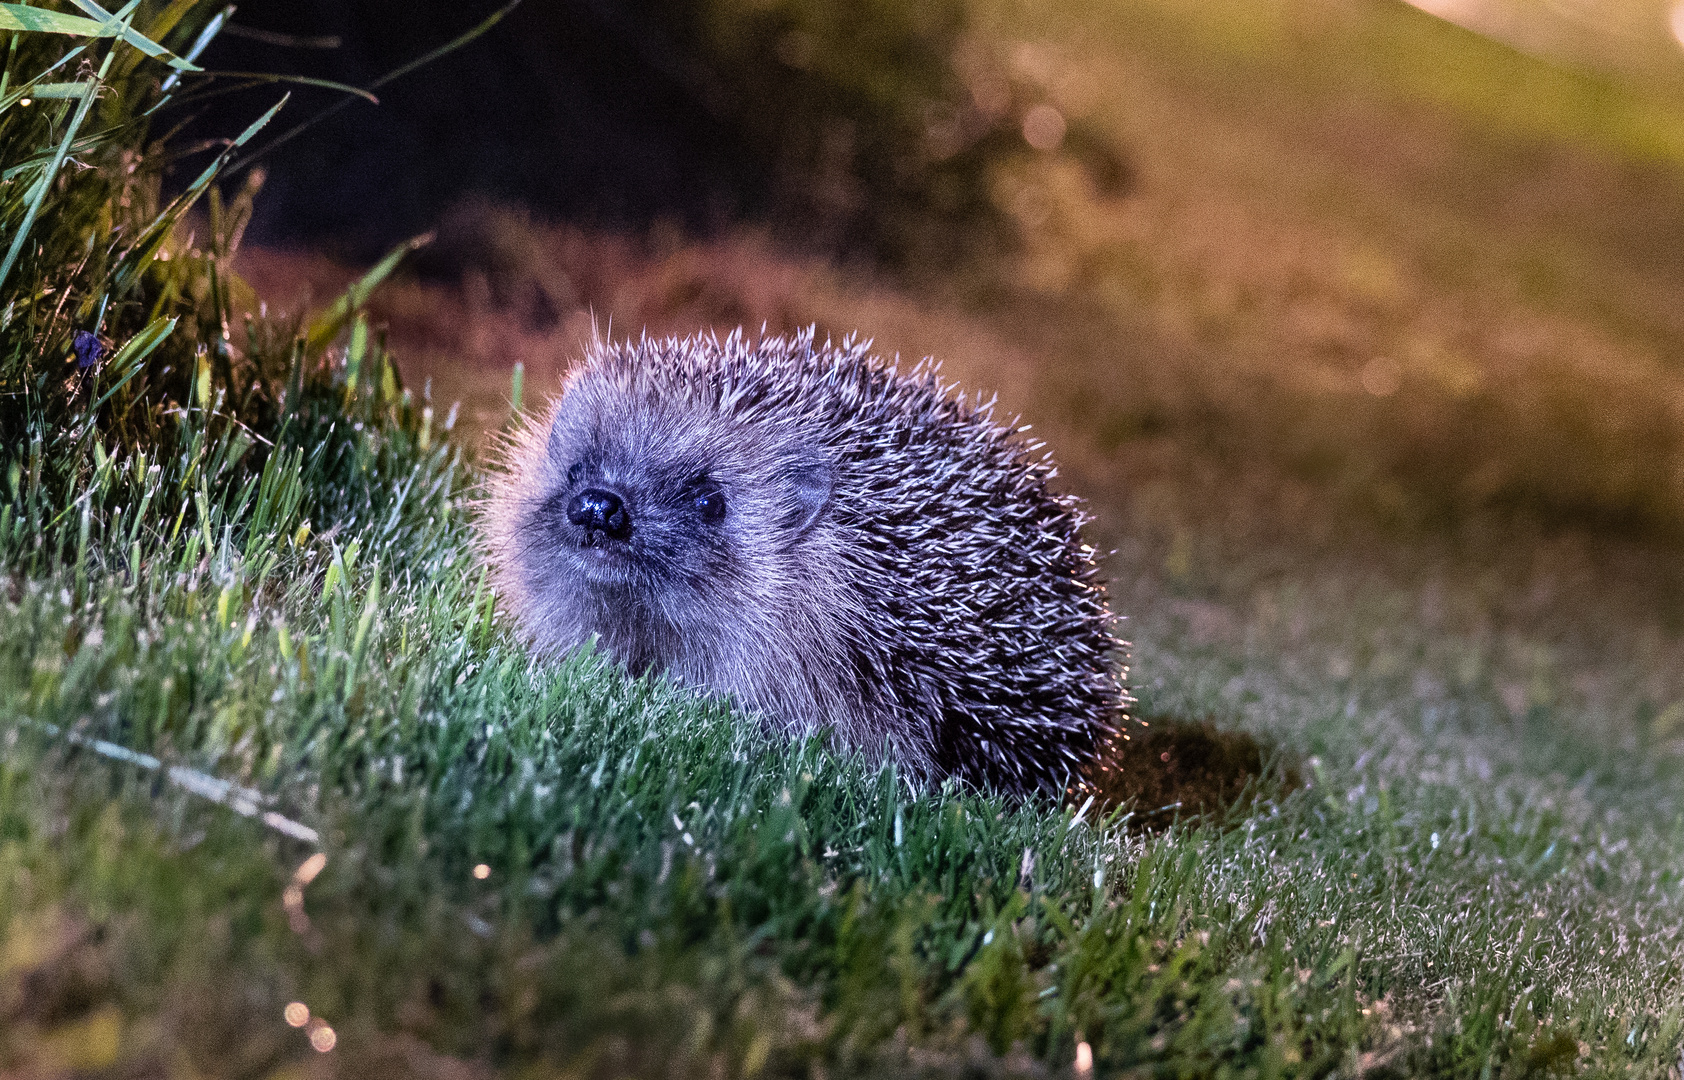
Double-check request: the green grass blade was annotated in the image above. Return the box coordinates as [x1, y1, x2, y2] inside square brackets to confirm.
[361, 0, 522, 92]
[303, 232, 432, 356]
[142, 0, 202, 44]
[110, 93, 287, 297]
[80, 315, 176, 418]
[0, 130, 112, 180]
[62, 0, 200, 70]
[157, 3, 227, 96]
[10, 79, 89, 97]
[200, 70, 378, 103]
[0, 42, 85, 113]
[0, 31, 14, 101]
[0, 3, 111, 36]
[0, 27, 118, 293]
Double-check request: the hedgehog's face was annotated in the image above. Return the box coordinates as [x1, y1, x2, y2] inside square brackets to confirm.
[527, 370, 834, 634]
[536, 425, 726, 592]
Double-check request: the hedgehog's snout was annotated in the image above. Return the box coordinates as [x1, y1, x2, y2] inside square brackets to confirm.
[567, 487, 632, 544]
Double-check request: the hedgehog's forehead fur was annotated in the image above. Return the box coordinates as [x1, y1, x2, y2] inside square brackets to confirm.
[551, 328, 887, 461]
[482, 328, 1126, 798]
[544, 335, 828, 520]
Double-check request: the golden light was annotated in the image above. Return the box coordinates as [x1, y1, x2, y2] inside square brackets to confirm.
[472, 863, 491, 880]
[284, 852, 328, 935]
[284, 1002, 310, 1027]
[1672, 0, 1684, 47]
[309, 1023, 337, 1052]
[295, 852, 328, 884]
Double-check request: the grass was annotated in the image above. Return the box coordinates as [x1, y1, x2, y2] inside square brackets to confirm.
[6, 0, 1684, 1077]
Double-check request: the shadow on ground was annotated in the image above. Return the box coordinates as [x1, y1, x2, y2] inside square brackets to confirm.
[1088, 715, 1299, 829]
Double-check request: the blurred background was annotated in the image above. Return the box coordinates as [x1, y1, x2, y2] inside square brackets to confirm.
[204, 0, 1684, 695]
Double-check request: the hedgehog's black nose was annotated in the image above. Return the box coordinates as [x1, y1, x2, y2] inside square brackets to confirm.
[567, 487, 631, 540]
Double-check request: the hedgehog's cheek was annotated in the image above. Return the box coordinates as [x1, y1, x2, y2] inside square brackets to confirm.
[659, 527, 738, 590]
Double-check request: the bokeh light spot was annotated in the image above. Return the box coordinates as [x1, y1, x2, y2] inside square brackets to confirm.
[1022, 105, 1067, 151]
[473, 863, 491, 880]
[284, 1002, 310, 1027]
[295, 852, 328, 884]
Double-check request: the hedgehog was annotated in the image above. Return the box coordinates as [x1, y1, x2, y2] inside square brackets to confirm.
[481, 329, 1127, 798]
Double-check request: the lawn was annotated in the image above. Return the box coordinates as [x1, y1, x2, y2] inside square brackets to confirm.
[5, 1, 1684, 1077]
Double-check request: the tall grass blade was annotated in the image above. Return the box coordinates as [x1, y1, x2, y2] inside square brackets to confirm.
[157, 2, 227, 95]
[304, 232, 431, 355]
[0, 21, 119, 292]
[63, 0, 199, 69]
[0, 4, 116, 36]
[110, 93, 287, 296]
[80, 315, 176, 418]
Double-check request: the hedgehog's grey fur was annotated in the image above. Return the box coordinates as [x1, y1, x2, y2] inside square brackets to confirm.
[482, 329, 1126, 797]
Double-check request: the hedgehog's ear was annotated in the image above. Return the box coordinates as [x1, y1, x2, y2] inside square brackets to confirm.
[781, 458, 834, 535]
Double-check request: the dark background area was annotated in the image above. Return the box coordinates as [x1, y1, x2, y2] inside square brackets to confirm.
[192, 1, 759, 256]
[189, 0, 1036, 268]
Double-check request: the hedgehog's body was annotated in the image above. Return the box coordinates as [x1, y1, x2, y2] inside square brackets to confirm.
[483, 331, 1125, 797]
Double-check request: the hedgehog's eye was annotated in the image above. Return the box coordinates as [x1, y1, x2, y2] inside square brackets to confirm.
[692, 484, 726, 524]
[567, 461, 586, 485]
